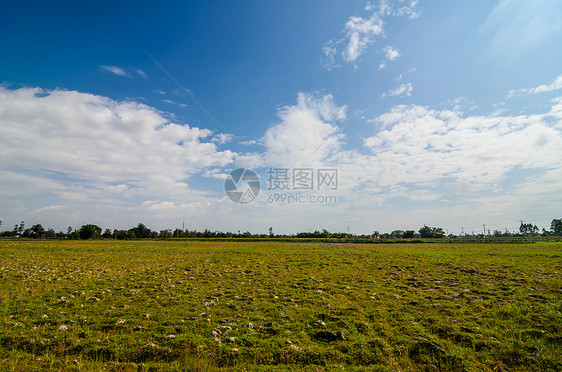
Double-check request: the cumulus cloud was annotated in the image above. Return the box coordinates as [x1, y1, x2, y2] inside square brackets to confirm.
[2, 82, 561, 234]
[357, 100, 562, 194]
[0, 87, 234, 221]
[261, 93, 347, 167]
[241, 90, 561, 233]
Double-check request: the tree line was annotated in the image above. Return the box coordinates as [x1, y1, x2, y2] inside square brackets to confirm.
[1, 220, 561, 240]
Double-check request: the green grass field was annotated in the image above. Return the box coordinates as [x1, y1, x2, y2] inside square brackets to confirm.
[0, 240, 560, 371]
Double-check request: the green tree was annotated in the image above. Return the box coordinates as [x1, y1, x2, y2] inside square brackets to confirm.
[519, 222, 538, 236]
[113, 229, 129, 240]
[419, 225, 446, 238]
[172, 228, 184, 238]
[550, 219, 562, 236]
[68, 231, 80, 240]
[403, 230, 418, 238]
[78, 224, 102, 239]
[30, 224, 45, 238]
[14, 221, 25, 236]
[128, 223, 151, 239]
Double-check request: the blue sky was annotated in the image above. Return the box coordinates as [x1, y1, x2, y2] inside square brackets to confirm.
[1, 0, 561, 235]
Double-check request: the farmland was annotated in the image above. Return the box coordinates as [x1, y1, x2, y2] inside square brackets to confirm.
[0, 240, 560, 371]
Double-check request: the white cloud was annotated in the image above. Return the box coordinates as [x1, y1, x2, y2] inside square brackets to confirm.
[342, 14, 384, 63]
[382, 45, 400, 60]
[100, 66, 148, 79]
[321, 40, 341, 71]
[323, 1, 419, 69]
[212, 133, 234, 145]
[509, 75, 562, 97]
[531, 75, 562, 93]
[2, 82, 561, 234]
[393, 0, 420, 19]
[32, 205, 64, 214]
[0, 87, 234, 227]
[163, 99, 187, 108]
[101, 65, 128, 77]
[360, 100, 562, 192]
[378, 45, 400, 69]
[258, 92, 562, 232]
[261, 93, 347, 167]
[383, 82, 413, 97]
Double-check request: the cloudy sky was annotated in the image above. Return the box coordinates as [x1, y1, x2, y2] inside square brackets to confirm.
[1, 0, 561, 235]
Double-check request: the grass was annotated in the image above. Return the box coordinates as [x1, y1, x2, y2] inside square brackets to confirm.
[0, 239, 560, 371]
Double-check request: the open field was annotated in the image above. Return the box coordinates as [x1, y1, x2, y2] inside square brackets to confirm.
[0, 240, 560, 371]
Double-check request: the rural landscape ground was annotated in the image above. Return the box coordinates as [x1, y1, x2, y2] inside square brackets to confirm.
[0, 239, 560, 371]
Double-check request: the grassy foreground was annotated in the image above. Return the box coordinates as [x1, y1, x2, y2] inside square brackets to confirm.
[0, 240, 560, 371]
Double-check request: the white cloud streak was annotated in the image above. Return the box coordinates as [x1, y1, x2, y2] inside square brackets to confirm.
[383, 82, 413, 97]
[136, 69, 148, 79]
[101, 65, 128, 77]
[508, 74, 562, 97]
[163, 99, 187, 108]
